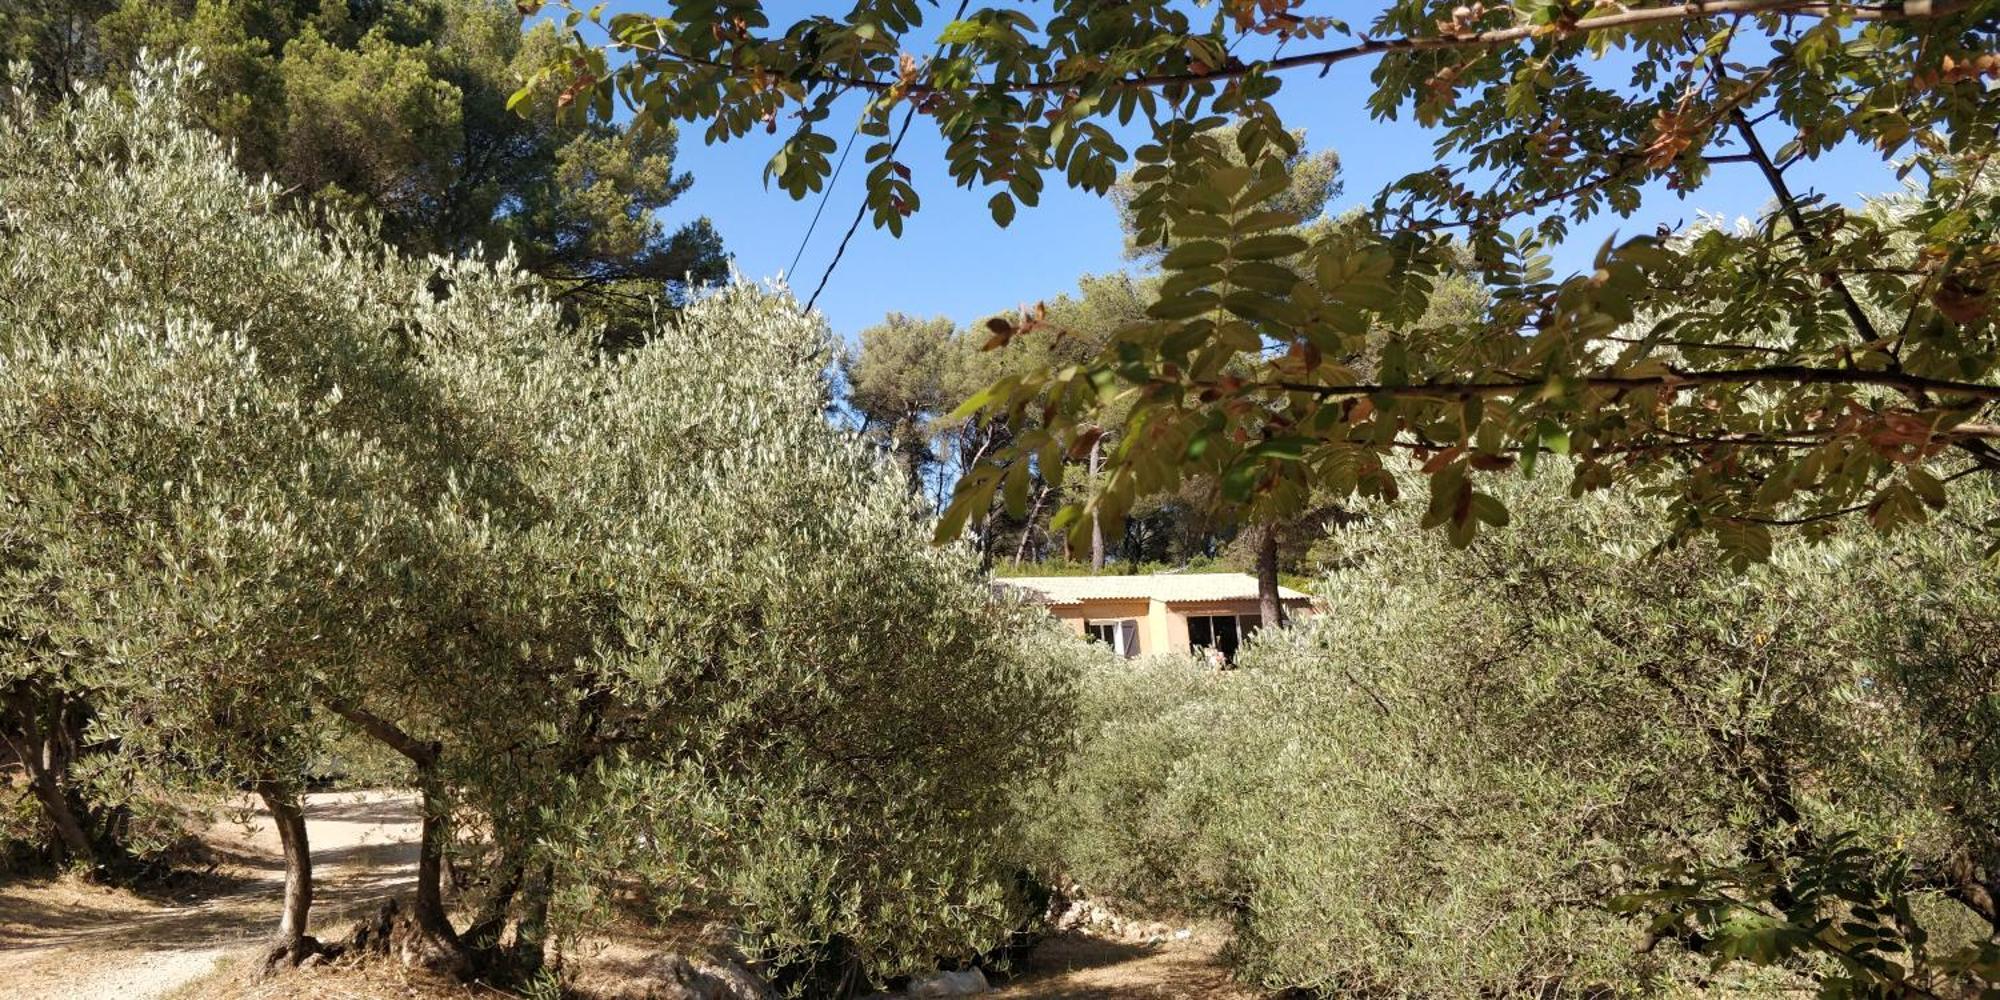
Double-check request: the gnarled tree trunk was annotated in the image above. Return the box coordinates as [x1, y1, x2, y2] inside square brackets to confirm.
[253, 780, 320, 971]
[320, 696, 468, 976]
[3, 690, 98, 868]
[461, 850, 523, 955]
[512, 861, 556, 975]
[408, 781, 467, 968]
[23, 743, 95, 865]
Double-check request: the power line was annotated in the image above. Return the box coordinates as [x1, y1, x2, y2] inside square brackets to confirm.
[800, 0, 970, 317]
[784, 117, 862, 282]
[802, 102, 919, 316]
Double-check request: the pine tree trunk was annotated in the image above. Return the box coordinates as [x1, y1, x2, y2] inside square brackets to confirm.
[1016, 485, 1047, 564]
[1088, 439, 1105, 571]
[1257, 526, 1287, 628]
[254, 781, 318, 970]
[978, 511, 996, 574]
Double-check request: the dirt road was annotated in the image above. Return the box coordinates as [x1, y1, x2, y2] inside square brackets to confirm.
[1, 794, 1251, 999]
[993, 929, 1257, 1000]
[0, 791, 420, 1000]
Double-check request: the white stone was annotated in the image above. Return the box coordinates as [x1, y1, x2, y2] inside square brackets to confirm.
[906, 968, 990, 997]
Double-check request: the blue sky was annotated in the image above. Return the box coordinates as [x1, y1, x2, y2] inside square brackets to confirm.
[633, 5, 1907, 343]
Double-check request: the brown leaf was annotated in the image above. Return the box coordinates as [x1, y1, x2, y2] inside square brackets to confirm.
[1421, 446, 1464, 475]
[1934, 279, 1991, 324]
[1642, 110, 1695, 171]
[1065, 428, 1104, 460]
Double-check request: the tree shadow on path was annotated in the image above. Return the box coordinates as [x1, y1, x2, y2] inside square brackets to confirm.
[0, 790, 420, 994]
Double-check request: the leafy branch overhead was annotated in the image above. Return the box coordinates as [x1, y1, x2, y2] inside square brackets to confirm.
[526, 0, 2000, 561]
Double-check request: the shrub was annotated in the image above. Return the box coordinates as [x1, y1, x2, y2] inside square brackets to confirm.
[1033, 472, 2000, 997]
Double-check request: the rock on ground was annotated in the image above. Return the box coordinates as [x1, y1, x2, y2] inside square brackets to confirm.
[907, 968, 990, 997]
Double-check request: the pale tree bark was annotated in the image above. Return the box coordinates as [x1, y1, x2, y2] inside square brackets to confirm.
[253, 779, 318, 970]
[3, 692, 97, 867]
[1015, 484, 1049, 564]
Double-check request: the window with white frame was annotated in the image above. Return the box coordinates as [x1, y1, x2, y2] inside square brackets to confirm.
[1085, 619, 1140, 658]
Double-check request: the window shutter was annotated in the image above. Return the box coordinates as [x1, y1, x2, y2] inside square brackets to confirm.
[1118, 619, 1140, 659]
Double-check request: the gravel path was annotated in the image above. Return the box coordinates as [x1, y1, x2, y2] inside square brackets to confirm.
[0, 791, 420, 1000]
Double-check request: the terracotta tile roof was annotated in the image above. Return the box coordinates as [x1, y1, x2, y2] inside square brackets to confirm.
[991, 573, 1311, 606]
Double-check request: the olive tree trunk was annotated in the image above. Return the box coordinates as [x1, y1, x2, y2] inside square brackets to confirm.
[460, 852, 523, 956]
[320, 696, 468, 975]
[413, 782, 459, 944]
[253, 780, 319, 969]
[22, 741, 95, 865]
[513, 861, 556, 974]
[2, 692, 98, 868]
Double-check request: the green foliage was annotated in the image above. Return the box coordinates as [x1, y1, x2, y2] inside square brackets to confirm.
[477, 284, 1086, 986]
[0, 0, 729, 348]
[0, 60, 1081, 988]
[1113, 123, 1342, 266]
[531, 0, 2000, 557]
[844, 273, 1154, 560]
[1030, 470, 2000, 997]
[1, 56, 449, 853]
[1617, 835, 2000, 998]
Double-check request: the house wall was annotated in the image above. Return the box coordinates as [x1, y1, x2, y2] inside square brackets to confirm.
[1147, 599, 1173, 657]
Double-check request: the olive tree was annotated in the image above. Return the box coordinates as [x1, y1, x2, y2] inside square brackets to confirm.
[0, 56, 520, 963]
[410, 282, 1084, 988]
[4, 60, 1085, 990]
[1034, 469, 2000, 996]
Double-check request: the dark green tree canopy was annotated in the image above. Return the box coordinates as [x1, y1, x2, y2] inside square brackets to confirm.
[527, 0, 2000, 564]
[3, 0, 729, 346]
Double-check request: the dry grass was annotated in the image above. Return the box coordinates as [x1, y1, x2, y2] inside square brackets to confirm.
[163, 957, 520, 1000]
[157, 927, 1260, 1000]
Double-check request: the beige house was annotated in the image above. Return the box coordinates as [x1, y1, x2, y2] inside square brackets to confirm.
[994, 573, 1313, 662]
